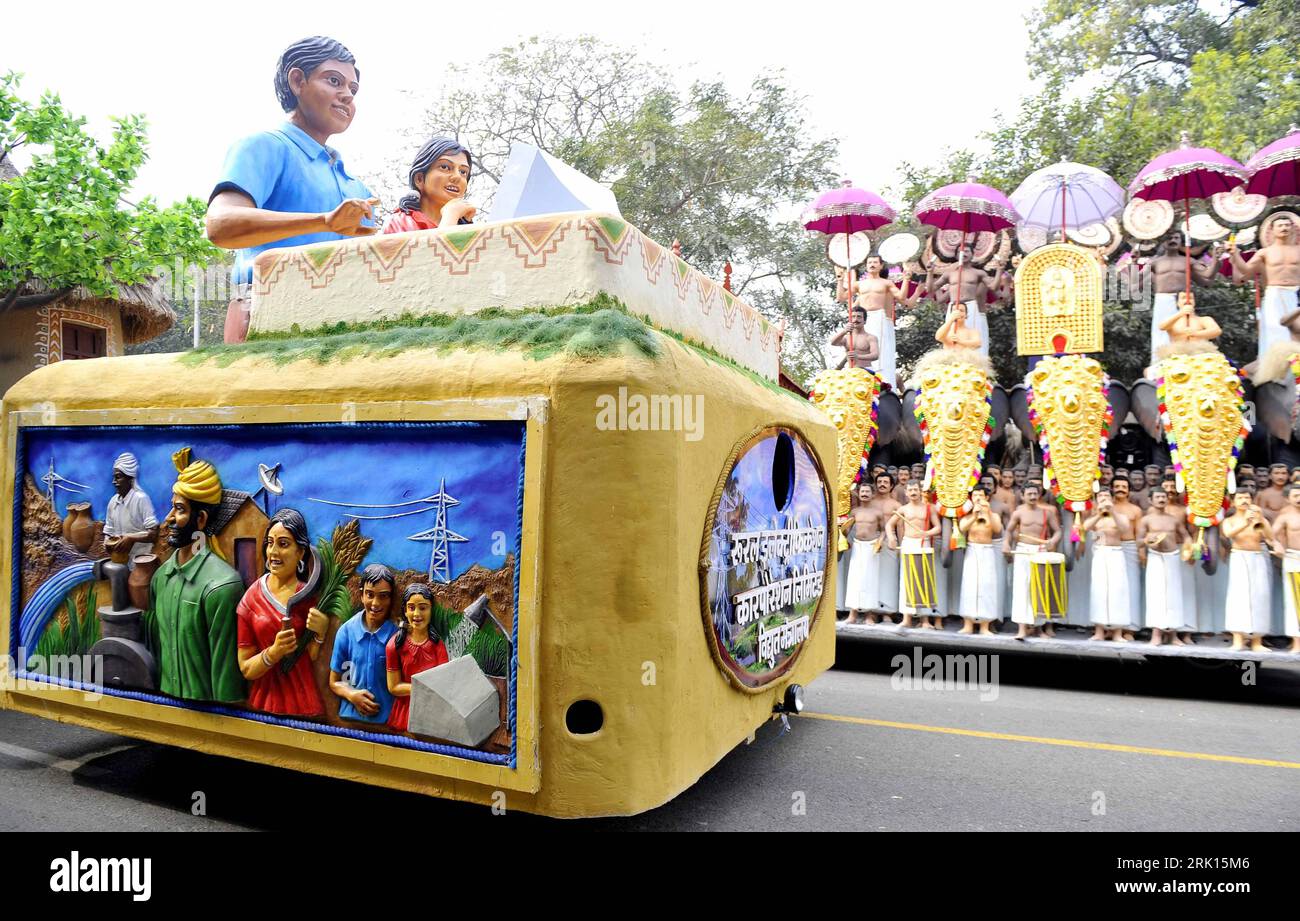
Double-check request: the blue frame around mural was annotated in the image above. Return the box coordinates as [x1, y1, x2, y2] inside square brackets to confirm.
[11, 420, 526, 768]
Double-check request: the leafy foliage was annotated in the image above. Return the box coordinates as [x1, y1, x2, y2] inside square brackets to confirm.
[403, 37, 840, 382]
[0, 72, 216, 306]
[28, 584, 98, 671]
[317, 520, 374, 620]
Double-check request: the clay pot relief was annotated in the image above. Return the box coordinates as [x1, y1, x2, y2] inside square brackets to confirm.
[63, 502, 95, 553]
[127, 554, 159, 611]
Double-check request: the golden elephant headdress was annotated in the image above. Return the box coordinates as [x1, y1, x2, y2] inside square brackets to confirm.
[912, 353, 992, 518]
[808, 367, 882, 517]
[1156, 350, 1250, 528]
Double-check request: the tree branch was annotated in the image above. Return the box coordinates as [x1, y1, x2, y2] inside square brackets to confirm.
[0, 287, 72, 312]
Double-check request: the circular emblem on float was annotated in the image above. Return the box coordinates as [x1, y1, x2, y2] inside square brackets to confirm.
[701, 427, 830, 690]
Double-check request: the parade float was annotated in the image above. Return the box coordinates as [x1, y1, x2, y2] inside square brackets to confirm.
[0, 209, 838, 817]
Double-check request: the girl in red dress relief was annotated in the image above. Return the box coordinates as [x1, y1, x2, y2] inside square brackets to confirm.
[385, 583, 450, 732]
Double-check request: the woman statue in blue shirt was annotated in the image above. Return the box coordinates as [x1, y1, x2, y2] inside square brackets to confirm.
[206, 36, 378, 342]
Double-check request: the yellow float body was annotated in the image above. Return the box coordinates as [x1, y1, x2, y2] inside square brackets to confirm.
[1, 333, 837, 817]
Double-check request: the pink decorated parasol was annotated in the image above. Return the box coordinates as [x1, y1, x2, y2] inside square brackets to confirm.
[803, 179, 897, 234]
[1130, 132, 1246, 297]
[1244, 124, 1300, 198]
[805, 180, 897, 369]
[915, 181, 1019, 234]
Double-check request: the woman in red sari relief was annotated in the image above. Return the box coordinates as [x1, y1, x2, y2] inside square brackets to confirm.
[236, 508, 327, 717]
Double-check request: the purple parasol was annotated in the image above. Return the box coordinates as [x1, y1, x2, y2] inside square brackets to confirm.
[1129, 132, 1246, 202]
[803, 180, 897, 234]
[915, 181, 1019, 234]
[1130, 133, 1246, 297]
[1244, 124, 1300, 198]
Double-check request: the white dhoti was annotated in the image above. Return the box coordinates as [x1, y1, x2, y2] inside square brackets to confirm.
[864, 308, 896, 389]
[1151, 292, 1179, 365]
[1224, 550, 1272, 636]
[1281, 552, 1300, 639]
[1010, 542, 1040, 626]
[1065, 545, 1093, 626]
[963, 300, 990, 357]
[898, 537, 938, 614]
[959, 543, 1000, 622]
[1089, 544, 1132, 627]
[1143, 549, 1187, 631]
[876, 542, 900, 612]
[1121, 540, 1143, 629]
[1259, 286, 1299, 360]
[845, 537, 883, 611]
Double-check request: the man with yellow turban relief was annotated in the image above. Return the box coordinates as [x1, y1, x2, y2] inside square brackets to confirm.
[148, 448, 246, 703]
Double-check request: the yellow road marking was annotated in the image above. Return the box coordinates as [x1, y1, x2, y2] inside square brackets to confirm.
[800, 711, 1300, 770]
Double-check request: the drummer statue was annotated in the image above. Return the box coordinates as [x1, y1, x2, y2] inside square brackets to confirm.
[887, 481, 942, 629]
[1144, 234, 1219, 366]
[830, 305, 881, 372]
[1227, 214, 1300, 361]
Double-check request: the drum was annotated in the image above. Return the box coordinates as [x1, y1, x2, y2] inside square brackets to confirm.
[1029, 551, 1068, 620]
[902, 546, 938, 612]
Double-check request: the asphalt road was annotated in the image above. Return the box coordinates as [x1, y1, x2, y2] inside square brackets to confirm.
[3, 639, 1299, 831]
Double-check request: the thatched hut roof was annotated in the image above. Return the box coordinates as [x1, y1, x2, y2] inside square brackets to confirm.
[2, 153, 177, 345]
[17, 276, 178, 344]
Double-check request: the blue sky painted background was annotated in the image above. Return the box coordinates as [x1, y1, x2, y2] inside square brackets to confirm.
[732, 435, 828, 537]
[23, 422, 524, 579]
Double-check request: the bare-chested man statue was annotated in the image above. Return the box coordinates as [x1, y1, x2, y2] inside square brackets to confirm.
[935, 302, 983, 352]
[1222, 491, 1276, 652]
[958, 488, 1002, 635]
[1228, 215, 1300, 361]
[1143, 233, 1219, 365]
[1083, 490, 1135, 641]
[854, 255, 923, 389]
[1268, 482, 1300, 653]
[1137, 487, 1193, 647]
[888, 481, 942, 629]
[830, 304, 881, 372]
[927, 243, 1004, 357]
[1004, 482, 1061, 639]
[1258, 463, 1290, 522]
[842, 481, 889, 625]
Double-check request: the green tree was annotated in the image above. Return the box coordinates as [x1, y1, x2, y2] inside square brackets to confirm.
[0, 72, 215, 313]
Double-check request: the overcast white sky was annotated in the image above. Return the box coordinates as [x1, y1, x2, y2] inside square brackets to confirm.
[2, 0, 1039, 209]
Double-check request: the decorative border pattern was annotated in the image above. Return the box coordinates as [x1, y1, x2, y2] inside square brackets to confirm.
[253, 251, 292, 296]
[360, 235, 419, 284]
[428, 227, 493, 276]
[502, 220, 568, 269]
[581, 216, 633, 265]
[249, 215, 782, 376]
[35, 305, 117, 366]
[295, 243, 347, 289]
